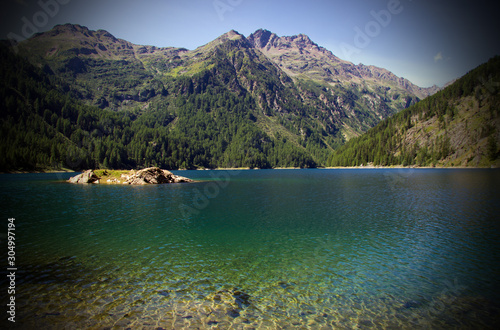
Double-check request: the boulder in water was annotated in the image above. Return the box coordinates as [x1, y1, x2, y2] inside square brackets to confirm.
[68, 170, 100, 184]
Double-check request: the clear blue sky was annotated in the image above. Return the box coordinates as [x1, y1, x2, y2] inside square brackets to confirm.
[2, 0, 499, 87]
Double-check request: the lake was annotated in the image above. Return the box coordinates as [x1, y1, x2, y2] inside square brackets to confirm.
[1, 169, 499, 328]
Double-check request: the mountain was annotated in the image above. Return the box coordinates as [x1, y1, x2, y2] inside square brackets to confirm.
[16, 25, 434, 141]
[14, 24, 180, 108]
[0, 40, 319, 171]
[327, 56, 500, 168]
[1, 24, 452, 171]
[248, 29, 439, 100]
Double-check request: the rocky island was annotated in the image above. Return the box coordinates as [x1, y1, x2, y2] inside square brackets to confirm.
[68, 167, 193, 185]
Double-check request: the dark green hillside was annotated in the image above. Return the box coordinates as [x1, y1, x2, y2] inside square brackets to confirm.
[327, 57, 500, 168]
[0, 43, 318, 172]
[0, 42, 92, 172]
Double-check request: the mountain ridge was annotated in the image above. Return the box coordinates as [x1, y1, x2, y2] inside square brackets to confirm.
[14, 23, 432, 143]
[20, 24, 438, 94]
[248, 29, 439, 99]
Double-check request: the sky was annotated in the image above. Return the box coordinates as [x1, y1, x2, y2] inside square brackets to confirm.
[1, 0, 499, 87]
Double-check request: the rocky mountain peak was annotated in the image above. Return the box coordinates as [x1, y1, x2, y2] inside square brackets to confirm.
[42, 24, 116, 42]
[41, 23, 89, 38]
[216, 29, 246, 42]
[291, 33, 318, 48]
[247, 29, 278, 49]
[248, 29, 320, 52]
[197, 29, 251, 51]
[29, 23, 123, 47]
[227, 29, 242, 37]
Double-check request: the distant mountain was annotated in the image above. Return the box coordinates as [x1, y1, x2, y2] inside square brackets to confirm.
[327, 56, 500, 168]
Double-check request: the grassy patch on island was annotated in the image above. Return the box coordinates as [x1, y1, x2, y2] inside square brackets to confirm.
[93, 169, 132, 183]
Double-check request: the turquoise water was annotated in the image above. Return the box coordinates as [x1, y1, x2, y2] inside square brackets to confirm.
[1, 169, 500, 328]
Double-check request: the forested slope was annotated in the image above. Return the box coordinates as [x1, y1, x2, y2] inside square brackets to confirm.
[327, 57, 500, 167]
[0, 42, 317, 172]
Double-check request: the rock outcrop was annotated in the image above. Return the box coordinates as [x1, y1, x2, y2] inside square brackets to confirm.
[68, 170, 100, 184]
[123, 167, 193, 185]
[68, 167, 193, 185]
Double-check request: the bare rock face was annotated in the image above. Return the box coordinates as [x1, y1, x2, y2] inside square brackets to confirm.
[68, 170, 100, 184]
[124, 167, 193, 185]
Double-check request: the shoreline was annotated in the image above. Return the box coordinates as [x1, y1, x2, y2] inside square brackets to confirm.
[322, 166, 498, 170]
[190, 165, 498, 170]
[2, 165, 498, 175]
[1, 168, 76, 174]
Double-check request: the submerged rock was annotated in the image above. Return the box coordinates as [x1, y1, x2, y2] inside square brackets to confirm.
[403, 300, 421, 309]
[233, 290, 251, 309]
[207, 287, 252, 311]
[227, 309, 240, 318]
[156, 290, 170, 297]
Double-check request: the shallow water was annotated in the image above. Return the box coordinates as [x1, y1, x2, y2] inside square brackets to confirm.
[1, 169, 499, 328]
